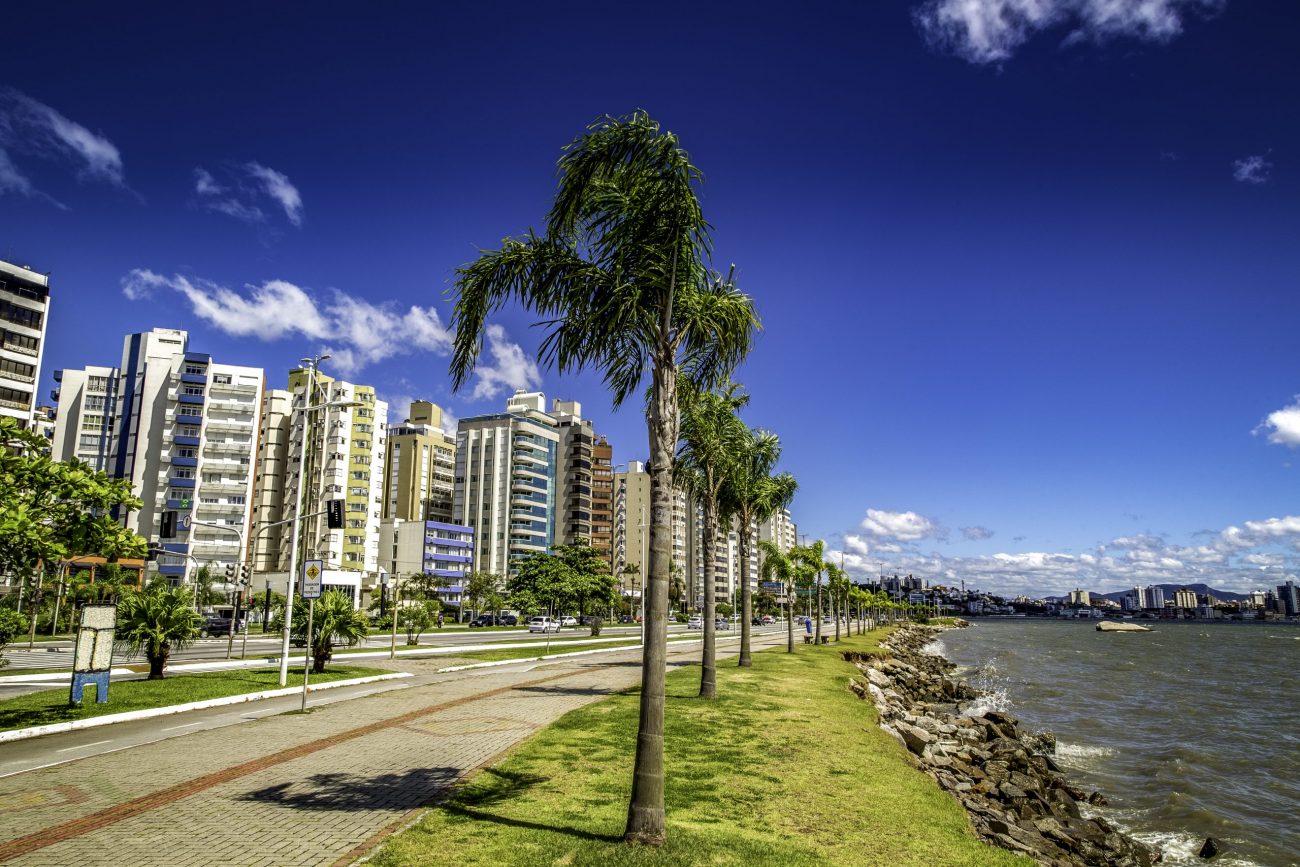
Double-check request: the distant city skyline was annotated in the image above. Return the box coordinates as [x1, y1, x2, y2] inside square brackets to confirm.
[2, 1, 1298, 596]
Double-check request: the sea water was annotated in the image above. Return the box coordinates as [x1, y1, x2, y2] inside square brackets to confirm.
[938, 620, 1299, 867]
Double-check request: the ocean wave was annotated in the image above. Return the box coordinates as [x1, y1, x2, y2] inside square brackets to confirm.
[1129, 829, 1265, 867]
[920, 638, 946, 657]
[1056, 742, 1116, 760]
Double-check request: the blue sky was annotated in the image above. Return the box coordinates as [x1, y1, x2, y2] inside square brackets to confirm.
[2, 0, 1298, 596]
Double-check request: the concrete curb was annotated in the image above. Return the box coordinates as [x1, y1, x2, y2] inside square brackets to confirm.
[434, 633, 746, 673]
[0, 672, 413, 744]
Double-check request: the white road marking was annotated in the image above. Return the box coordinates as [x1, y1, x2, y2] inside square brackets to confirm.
[56, 739, 112, 753]
[161, 720, 207, 731]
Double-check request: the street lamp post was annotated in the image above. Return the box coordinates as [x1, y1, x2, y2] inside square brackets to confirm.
[278, 357, 359, 686]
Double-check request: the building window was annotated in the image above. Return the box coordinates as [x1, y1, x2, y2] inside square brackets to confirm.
[81, 414, 104, 431]
[87, 376, 109, 392]
[173, 468, 195, 479]
[184, 364, 206, 376]
[78, 434, 101, 449]
[182, 386, 204, 396]
[212, 373, 231, 384]
[176, 447, 196, 458]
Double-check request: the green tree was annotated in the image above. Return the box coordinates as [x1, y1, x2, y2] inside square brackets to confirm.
[719, 425, 796, 667]
[190, 565, 226, 609]
[826, 563, 849, 642]
[463, 571, 503, 621]
[791, 540, 829, 644]
[293, 590, 369, 672]
[116, 585, 203, 679]
[449, 112, 758, 845]
[758, 540, 797, 653]
[675, 381, 747, 697]
[0, 417, 146, 598]
[0, 609, 29, 669]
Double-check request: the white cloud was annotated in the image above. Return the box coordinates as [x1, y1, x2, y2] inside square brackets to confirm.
[860, 509, 939, 541]
[245, 162, 303, 226]
[1255, 397, 1300, 447]
[912, 0, 1222, 64]
[836, 510, 1300, 597]
[122, 269, 477, 376]
[0, 88, 127, 199]
[470, 323, 543, 400]
[193, 162, 302, 227]
[120, 268, 169, 301]
[961, 525, 995, 541]
[844, 534, 872, 556]
[0, 148, 35, 196]
[1232, 154, 1272, 185]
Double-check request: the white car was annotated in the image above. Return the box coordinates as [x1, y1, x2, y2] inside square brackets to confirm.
[528, 616, 560, 633]
[687, 615, 704, 629]
[560, 616, 578, 627]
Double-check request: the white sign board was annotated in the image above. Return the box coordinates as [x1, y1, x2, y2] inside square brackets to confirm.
[74, 604, 117, 672]
[302, 559, 323, 599]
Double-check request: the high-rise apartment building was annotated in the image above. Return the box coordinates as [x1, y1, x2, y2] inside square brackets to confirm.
[454, 391, 559, 577]
[591, 436, 614, 568]
[51, 365, 120, 470]
[613, 461, 693, 605]
[553, 400, 595, 547]
[52, 328, 264, 583]
[1277, 580, 1299, 617]
[1173, 588, 1198, 610]
[250, 388, 292, 572]
[261, 369, 387, 600]
[0, 259, 51, 429]
[384, 401, 456, 524]
[1139, 585, 1166, 611]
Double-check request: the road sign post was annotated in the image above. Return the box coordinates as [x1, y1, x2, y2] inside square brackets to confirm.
[299, 560, 323, 712]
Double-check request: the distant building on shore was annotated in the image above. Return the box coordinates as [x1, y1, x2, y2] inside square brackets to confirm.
[1277, 580, 1299, 617]
[1067, 588, 1091, 607]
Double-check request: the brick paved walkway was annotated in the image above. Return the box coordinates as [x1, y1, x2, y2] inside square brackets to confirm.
[0, 636, 778, 866]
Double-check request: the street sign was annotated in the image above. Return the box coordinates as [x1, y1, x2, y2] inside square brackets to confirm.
[179, 515, 192, 531]
[302, 559, 323, 599]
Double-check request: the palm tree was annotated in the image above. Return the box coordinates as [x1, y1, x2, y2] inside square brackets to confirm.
[826, 563, 852, 642]
[720, 427, 796, 667]
[675, 381, 747, 697]
[791, 540, 828, 644]
[293, 590, 369, 673]
[448, 112, 758, 846]
[116, 585, 203, 679]
[758, 540, 797, 653]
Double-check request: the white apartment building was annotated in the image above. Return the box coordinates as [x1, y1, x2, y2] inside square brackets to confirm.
[52, 328, 264, 584]
[454, 390, 560, 579]
[0, 259, 51, 429]
[51, 365, 119, 470]
[614, 461, 691, 604]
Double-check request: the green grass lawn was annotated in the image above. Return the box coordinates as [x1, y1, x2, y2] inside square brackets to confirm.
[371, 629, 1033, 867]
[0, 665, 391, 732]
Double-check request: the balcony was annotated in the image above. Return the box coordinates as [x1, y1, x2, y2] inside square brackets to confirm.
[168, 477, 196, 489]
[170, 456, 198, 468]
[177, 393, 205, 406]
[180, 373, 207, 385]
[175, 434, 201, 447]
[174, 412, 204, 427]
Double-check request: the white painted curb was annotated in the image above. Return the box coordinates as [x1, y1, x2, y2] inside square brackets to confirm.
[0, 672, 412, 744]
[435, 633, 747, 673]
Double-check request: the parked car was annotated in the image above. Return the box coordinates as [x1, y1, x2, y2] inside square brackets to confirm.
[468, 614, 497, 628]
[619, 614, 633, 623]
[559, 615, 578, 627]
[498, 614, 518, 626]
[761, 615, 775, 625]
[715, 618, 731, 630]
[687, 615, 704, 629]
[202, 616, 235, 637]
[528, 616, 560, 633]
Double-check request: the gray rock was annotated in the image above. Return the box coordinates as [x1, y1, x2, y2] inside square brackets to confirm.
[1199, 837, 1222, 859]
[898, 723, 934, 755]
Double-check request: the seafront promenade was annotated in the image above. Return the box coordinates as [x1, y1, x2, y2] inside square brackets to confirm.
[0, 633, 786, 866]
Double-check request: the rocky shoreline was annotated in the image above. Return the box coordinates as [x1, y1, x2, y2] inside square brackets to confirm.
[845, 623, 1162, 867]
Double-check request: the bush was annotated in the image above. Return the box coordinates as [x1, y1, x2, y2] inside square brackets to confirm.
[0, 609, 30, 668]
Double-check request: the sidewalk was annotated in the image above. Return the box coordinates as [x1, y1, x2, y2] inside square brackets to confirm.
[0, 634, 783, 866]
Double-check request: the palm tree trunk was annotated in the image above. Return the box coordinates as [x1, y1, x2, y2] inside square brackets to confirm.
[624, 342, 676, 847]
[738, 526, 752, 667]
[834, 587, 841, 642]
[148, 646, 168, 680]
[699, 494, 718, 698]
[786, 583, 795, 653]
[814, 575, 822, 644]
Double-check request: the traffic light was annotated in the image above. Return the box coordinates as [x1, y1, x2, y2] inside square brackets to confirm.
[326, 499, 344, 529]
[240, 564, 249, 582]
[225, 563, 235, 581]
[160, 510, 178, 539]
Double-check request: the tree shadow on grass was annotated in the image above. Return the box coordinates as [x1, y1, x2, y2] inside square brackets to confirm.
[238, 766, 461, 811]
[439, 767, 624, 843]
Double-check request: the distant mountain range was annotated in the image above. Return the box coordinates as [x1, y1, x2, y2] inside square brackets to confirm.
[1049, 583, 1249, 603]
